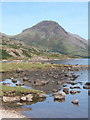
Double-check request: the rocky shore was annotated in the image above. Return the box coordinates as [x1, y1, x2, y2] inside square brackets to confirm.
[0, 62, 89, 118]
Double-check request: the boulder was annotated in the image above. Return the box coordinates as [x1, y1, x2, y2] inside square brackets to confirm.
[26, 94, 33, 102]
[23, 77, 29, 81]
[16, 83, 24, 86]
[63, 88, 69, 94]
[20, 97, 27, 102]
[3, 96, 20, 102]
[72, 99, 79, 104]
[70, 90, 77, 94]
[38, 93, 46, 98]
[77, 91, 81, 93]
[74, 86, 81, 89]
[63, 84, 67, 87]
[12, 79, 17, 83]
[85, 82, 90, 86]
[54, 91, 66, 100]
[83, 85, 90, 89]
[52, 89, 58, 93]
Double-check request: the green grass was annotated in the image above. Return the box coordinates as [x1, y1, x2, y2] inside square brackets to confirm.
[22, 49, 31, 57]
[0, 49, 12, 59]
[0, 62, 72, 72]
[0, 85, 45, 97]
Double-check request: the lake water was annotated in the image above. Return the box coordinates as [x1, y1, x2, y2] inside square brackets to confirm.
[21, 59, 89, 118]
[43, 58, 89, 65]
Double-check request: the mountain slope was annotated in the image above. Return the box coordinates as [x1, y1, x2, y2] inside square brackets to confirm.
[1, 32, 70, 60]
[10, 20, 88, 57]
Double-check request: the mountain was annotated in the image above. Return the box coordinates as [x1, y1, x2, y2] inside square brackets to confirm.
[9, 20, 88, 57]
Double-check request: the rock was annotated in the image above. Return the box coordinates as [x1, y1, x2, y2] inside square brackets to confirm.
[72, 99, 79, 104]
[26, 94, 33, 102]
[16, 83, 24, 86]
[20, 97, 27, 102]
[23, 77, 29, 81]
[85, 82, 90, 86]
[12, 79, 17, 83]
[34, 80, 49, 86]
[28, 80, 31, 83]
[16, 68, 23, 73]
[66, 81, 77, 85]
[74, 86, 81, 89]
[3, 96, 20, 102]
[77, 91, 81, 93]
[52, 89, 58, 93]
[70, 87, 74, 89]
[54, 91, 66, 100]
[57, 81, 62, 85]
[63, 88, 69, 94]
[70, 82, 77, 85]
[70, 90, 77, 94]
[63, 84, 67, 87]
[83, 85, 90, 89]
[38, 93, 46, 98]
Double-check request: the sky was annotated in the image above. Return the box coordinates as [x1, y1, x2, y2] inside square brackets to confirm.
[0, 2, 88, 39]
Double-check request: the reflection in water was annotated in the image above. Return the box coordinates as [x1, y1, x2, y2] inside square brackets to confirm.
[54, 99, 66, 103]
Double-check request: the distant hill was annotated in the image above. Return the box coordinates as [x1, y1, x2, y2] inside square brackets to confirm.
[9, 20, 88, 57]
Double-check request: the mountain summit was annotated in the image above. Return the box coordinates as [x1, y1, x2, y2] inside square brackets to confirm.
[10, 20, 88, 57]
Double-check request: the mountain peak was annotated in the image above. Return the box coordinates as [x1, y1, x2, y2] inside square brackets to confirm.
[22, 20, 66, 33]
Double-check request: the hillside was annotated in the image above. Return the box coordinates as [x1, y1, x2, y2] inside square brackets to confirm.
[0, 32, 70, 60]
[9, 20, 88, 57]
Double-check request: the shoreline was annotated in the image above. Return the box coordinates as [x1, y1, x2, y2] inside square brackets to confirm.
[0, 107, 26, 119]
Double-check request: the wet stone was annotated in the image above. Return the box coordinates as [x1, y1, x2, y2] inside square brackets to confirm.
[72, 99, 79, 104]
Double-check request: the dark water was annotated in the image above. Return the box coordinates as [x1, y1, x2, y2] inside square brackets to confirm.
[21, 59, 89, 118]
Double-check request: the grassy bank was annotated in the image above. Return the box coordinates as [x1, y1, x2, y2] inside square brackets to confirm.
[0, 62, 70, 72]
[0, 85, 45, 97]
